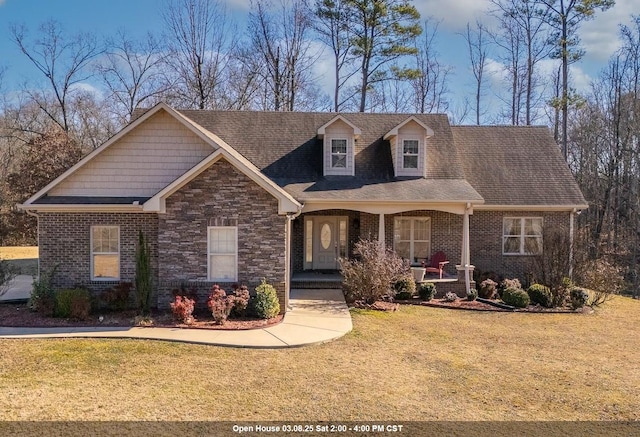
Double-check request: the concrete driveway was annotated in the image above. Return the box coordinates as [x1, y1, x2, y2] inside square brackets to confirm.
[0, 275, 33, 302]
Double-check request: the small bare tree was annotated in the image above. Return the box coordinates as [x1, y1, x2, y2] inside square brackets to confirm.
[11, 20, 103, 134]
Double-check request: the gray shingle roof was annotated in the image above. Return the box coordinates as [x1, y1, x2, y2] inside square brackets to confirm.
[453, 125, 587, 206]
[177, 110, 479, 203]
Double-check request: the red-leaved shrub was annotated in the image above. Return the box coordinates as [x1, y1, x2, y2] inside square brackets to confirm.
[207, 285, 235, 324]
[170, 295, 195, 323]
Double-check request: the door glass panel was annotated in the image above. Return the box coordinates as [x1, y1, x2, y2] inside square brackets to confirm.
[339, 218, 347, 258]
[305, 219, 313, 264]
[320, 223, 332, 250]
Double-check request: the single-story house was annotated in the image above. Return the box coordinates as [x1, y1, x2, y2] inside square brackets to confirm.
[20, 102, 587, 311]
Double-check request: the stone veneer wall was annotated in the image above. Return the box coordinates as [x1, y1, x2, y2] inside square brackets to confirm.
[157, 158, 286, 310]
[38, 212, 159, 295]
[470, 210, 571, 281]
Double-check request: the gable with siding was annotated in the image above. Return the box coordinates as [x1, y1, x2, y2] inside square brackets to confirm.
[49, 110, 214, 198]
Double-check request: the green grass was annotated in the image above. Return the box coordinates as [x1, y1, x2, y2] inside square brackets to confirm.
[0, 296, 639, 421]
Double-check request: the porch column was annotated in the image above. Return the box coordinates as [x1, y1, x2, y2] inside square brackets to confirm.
[460, 205, 471, 292]
[378, 213, 385, 249]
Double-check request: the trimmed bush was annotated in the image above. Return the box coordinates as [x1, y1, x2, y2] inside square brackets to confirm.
[499, 278, 522, 297]
[478, 279, 497, 299]
[527, 283, 553, 308]
[418, 282, 436, 301]
[466, 289, 478, 301]
[253, 279, 280, 319]
[570, 287, 589, 309]
[394, 276, 416, 297]
[207, 285, 234, 324]
[55, 288, 91, 320]
[444, 292, 458, 302]
[170, 295, 195, 323]
[501, 287, 530, 308]
[231, 284, 250, 318]
[29, 266, 57, 316]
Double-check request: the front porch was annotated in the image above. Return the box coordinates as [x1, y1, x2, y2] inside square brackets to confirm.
[290, 206, 475, 294]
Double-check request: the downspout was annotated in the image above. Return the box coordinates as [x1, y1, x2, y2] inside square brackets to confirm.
[285, 205, 304, 311]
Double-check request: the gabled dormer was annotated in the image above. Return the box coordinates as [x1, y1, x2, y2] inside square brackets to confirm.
[317, 115, 361, 176]
[384, 116, 435, 178]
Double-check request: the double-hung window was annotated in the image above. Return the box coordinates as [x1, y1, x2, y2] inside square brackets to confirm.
[394, 217, 431, 263]
[503, 217, 543, 255]
[402, 139, 419, 169]
[331, 138, 348, 169]
[208, 226, 238, 281]
[91, 226, 120, 280]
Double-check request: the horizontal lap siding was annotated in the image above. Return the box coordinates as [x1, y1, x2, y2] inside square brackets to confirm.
[49, 111, 213, 197]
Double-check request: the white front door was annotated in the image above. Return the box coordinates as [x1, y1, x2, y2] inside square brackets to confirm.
[313, 217, 339, 270]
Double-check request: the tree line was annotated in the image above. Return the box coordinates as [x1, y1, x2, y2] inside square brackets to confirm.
[0, 0, 637, 295]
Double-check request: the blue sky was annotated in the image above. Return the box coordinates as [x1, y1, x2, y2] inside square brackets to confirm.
[0, 0, 636, 121]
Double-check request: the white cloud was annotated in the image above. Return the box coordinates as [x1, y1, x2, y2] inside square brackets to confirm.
[579, 0, 636, 62]
[416, 0, 492, 31]
[70, 82, 104, 98]
[221, 0, 251, 12]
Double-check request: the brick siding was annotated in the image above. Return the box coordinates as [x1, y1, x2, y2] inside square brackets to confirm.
[38, 212, 159, 296]
[470, 210, 571, 281]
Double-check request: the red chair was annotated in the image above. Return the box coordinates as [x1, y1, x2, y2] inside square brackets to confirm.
[424, 251, 449, 279]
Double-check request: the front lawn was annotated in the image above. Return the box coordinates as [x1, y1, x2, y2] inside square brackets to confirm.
[0, 296, 638, 421]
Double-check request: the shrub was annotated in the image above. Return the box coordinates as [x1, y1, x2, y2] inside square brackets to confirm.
[231, 284, 250, 318]
[394, 276, 416, 296]
[253, 279, 280, 319]
[171, 284, 199, 304]
[170, 295, 195, 323]
[478, 279, 497, 299]
[207, 285, 235, 324]
[418, 282, 436, 301]
[501, 287, 530, 308]
[100, 282, 132, 311]
[444, 292, 458, 302]
[135, 231, 153, 316]
[466, 289, 478, 301]
[576, 258, 625, 307]
[28, 266, 58, 316]
[500, 278, 522, 296]
[340, 238, 409, 304]
[527, 283, 553, 308]
[55, 288, 91, 320]
[570, 288, 589, 309]
[550, 277, 572, 308]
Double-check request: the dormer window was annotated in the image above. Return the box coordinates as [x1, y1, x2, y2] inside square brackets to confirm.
[331, 139, 348, 169]
[384, 117, 434, 178]
[317, 115, 361, 176]
[402, 139, 419, 169]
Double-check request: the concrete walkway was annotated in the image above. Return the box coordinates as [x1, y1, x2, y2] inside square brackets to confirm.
[0, 289, 352, 348]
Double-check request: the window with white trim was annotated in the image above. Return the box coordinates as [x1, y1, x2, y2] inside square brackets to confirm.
[503, 217, 543, 255]
[208, 226, 238, 281]
[393, 217, 431, 263]
[331, 138, 348, 169]
[91, 226, 120, 280]
[402, 139, 419, 169]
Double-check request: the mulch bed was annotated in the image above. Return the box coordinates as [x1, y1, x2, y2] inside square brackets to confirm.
[352, 297, 593, 313]
[0, 304, 283, 330]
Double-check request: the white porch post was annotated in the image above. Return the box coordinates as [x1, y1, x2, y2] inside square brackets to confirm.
[378, 213, 386, 249]
[460, 204, 471, 292]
